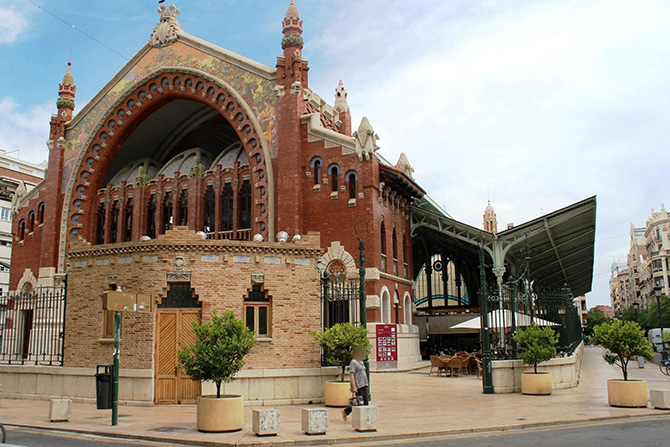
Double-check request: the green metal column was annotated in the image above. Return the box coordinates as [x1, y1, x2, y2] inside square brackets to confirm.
[479, 247, 493, 394]
[322, 272, 330, 329]
[112, 311, 120, 426]
[359, 236, 370, 401]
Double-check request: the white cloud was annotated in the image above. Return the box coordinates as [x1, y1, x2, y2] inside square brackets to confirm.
[307, 0, 670, 306]
[0, 7, 28, 44]
[0, 97, 52, 163]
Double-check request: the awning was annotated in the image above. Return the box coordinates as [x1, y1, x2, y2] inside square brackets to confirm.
[449, 310, 559, 330]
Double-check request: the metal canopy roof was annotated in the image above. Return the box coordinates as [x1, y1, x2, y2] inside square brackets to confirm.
[411, 196, 597, 297]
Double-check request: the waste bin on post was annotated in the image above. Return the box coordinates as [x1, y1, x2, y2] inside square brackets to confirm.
[95, 364, 114, 410]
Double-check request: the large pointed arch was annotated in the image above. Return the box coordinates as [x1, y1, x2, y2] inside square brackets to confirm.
[59, 67, 275, 269]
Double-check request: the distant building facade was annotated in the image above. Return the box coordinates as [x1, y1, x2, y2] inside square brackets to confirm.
[627, 224, 648, 307]
[573, 295, 587, 328]
[609, 261, 630, 316]
[590, 304, 613, 319]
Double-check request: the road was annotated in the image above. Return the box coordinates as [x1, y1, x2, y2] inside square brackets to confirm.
[4, 416, 670, 446]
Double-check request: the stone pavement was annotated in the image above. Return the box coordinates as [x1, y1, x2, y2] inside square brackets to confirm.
[0, 346, 669, 447]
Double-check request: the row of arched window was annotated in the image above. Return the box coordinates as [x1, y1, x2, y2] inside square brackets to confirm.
[17, 202, 45, 241]
[380, 222, 409, 278]
[310, 157, 358, 199]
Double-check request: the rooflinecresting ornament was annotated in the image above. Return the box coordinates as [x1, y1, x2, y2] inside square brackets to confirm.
[150, 3, 182, 48]
[353, 117, 379, 161]
[395, 153, 414, 179]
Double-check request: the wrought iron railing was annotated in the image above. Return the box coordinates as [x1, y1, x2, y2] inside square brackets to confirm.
[0, 287, 66, 366]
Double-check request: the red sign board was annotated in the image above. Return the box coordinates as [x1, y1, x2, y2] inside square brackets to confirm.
[376, 324, 398, 362]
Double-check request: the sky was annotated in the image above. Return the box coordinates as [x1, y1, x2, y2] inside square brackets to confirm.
[1, 0, 669, 307]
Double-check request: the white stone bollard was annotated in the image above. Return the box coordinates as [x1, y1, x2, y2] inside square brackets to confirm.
[49, 398, 72, 422]
[351, 405, 379, 432]
[301, 408, 328, 435]
[252, 409, 280, 436]
[650, 389, 670, 409]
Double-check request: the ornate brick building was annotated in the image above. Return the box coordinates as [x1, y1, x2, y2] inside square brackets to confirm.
[7, 2, 422, 403]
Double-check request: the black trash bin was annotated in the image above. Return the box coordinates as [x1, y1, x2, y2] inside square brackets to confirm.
[95, 364, 114, 410]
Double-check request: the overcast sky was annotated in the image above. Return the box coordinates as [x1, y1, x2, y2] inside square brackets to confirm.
[1, 0, 669, 307]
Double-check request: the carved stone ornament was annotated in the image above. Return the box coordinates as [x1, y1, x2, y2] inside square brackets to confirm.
[150, 3, 182, 48]
[173, 252, 186, 272]
[167, 272, 191, 282]
[107, 275, 118, 285]
[353, 117, 379, 161]
[251, 273, 265, 284]
[395, 152, 415, 179]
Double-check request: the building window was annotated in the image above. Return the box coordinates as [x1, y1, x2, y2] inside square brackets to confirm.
[110, 200, 120, 243]
[244, 285, 271, 338]
[328, 164, 339, 192]
[96, 203, 106, 244]
[392, 227, 398, 276]
[381, 222, 387, 273]
[124, 197, 133, 242]
[221, 183, 233, 232]
[203, 186, 215, 233]
[178, 189, 188, 226]
[28, 211, 35, 233]
[146, 194, 157, 239]
[37, 202, 45, 225]
[310, 157, 322, 185]
[0, 207, 11, 222]
[162, 192, 173, 232]
[345, 170, 357, 199]
[239, 179, 251, 230]
[18, 219, 25, 241]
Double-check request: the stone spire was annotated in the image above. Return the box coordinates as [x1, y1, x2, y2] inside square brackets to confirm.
[57, 62, 76, 122]
[334, 80, 348, 111]
[282, 0, 304, 52]
[483, 201, 498, 234]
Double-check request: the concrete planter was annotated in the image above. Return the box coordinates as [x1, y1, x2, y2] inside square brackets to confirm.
[324, 381, 351, 407]
[197, 395, 244, 432]
[521, 372, 552, 395]
[607, 379, 648, 408]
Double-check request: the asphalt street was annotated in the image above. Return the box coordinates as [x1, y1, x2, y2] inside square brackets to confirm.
[4, 416, 670, 447]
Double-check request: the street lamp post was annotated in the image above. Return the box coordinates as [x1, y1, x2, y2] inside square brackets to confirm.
[633, 301, 640, 321]
[654, 287, 667, 361]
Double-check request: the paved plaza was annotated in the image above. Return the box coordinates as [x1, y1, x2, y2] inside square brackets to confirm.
[1, 346, 669, 446]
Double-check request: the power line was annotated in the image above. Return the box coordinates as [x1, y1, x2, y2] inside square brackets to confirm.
[25, 0, 129, 61]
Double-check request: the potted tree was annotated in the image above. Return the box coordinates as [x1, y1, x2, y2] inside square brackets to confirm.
[178, 310, 256, 432]
[592, 319, 654, 407]
[312, 323, 371, 407]
[513, 323, 559, 395]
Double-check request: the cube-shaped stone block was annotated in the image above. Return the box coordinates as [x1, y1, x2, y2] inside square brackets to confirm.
[49, 398, 71, 422]
[252, 409, 280, 436]
[352, 405, 379, 432]
[301, 408, 328, 435]
[650, 389, 670, 409]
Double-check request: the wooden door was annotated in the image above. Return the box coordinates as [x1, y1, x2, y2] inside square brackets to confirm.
[155, 309, 201, 404]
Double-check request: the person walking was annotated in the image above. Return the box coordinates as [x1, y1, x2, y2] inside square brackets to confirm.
[342, 346, 368, 421]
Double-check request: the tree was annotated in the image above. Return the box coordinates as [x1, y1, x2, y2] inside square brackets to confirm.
[585, 308, 609, 336]
[591, 319, 654, 381]
[513, 323, 559, 374]
[178, 310, 257, 398]
[312, 323, 372, 381]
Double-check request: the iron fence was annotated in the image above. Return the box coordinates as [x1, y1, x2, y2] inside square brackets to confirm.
[320, 275, 360, 330]
[0, 287, 66, 366]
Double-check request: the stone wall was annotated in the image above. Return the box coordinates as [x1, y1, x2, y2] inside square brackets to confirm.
[491, 342, 584, 393]
[366, 323, 421, 371]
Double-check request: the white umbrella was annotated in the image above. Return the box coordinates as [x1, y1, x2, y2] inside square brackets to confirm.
[449, 309, 559, 330]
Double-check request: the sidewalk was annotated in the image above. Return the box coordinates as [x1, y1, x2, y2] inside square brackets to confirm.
[0, 347, 669, 447]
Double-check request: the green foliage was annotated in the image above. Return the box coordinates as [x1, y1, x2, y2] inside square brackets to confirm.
[513, 323, 559, 374]
[591, 319, 654, 381]
[311, 323, 372, 381]
[619, 296, 670, 332]
[585, 308, 609, 336]
[662, 331, 670, 344]
[178, 310, 256, 398]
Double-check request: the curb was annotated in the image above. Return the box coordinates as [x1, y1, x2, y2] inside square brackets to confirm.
[7, 412, 670, 447]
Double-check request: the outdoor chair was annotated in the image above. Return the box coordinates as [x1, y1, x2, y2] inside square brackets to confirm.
[446, 356, 466, 377]
[429, 355, 448, 376]
[475, 358, 482, 379]
[438, 355, 452, 363]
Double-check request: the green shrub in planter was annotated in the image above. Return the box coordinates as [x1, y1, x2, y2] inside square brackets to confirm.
[178, 310, 257, 397]
[311, 323, 371, 380]
[592, 319, 653, 381]
[513, 323, 559, 373]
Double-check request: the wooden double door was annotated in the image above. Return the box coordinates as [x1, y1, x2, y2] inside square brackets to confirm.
[155, 309, 202, 404]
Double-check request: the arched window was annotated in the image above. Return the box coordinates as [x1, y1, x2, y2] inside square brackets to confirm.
[345, 170, 357, 199]
[28, 211, 35, 233]
[178, 189, 188, 226]
[392, 226, 398, 275]
[124, 197, 133, 242]
[96, 202, 106, 244]
[37, 202, 45, 225]
[328, 164, 339, 192]
[402, 234, 408, 279]
[403, 294, 413, 324]
[380, 221, 387, 272]
[146, 194, 157, 239]
[203, 186, 215, 233]
[221, 183, 234, 232]
[239, 179, 251, 230]
[162, 192, 173, 232]
[244, 284, 271, 337]
[18, 219, 25, 241]
[110, 200, 120, 243]
[310, 157, 322, 185]
[381, 290, 392, 324]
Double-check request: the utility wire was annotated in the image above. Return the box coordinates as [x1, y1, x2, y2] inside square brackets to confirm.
[25, 0, 129, 61]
